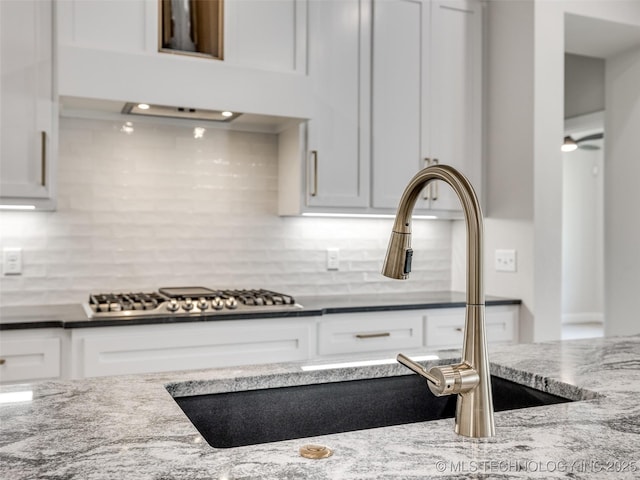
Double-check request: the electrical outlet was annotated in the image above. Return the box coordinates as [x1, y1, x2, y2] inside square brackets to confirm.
[3, 247, 23, 275]
[327, 248, 340, 271]
[495, 249, 516, 272]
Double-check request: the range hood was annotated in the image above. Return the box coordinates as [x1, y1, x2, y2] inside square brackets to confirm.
[59, 97, 303, 134]
[122, 103, 242, 122]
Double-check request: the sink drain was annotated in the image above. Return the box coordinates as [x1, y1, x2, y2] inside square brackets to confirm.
[299, 444, 333, 459]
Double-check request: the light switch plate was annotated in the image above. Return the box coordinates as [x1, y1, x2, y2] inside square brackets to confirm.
[327, 248, 339, 271]
[495, 249, 517, 272]
[3, 247, 22, 275]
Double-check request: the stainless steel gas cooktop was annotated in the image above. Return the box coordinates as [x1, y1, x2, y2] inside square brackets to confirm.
[83, 287, 302, 319]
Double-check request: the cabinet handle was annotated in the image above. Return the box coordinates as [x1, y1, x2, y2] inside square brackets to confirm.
[455, 327, 463, 332]
[431, 158, 439, 201]
[355, 332, 391, 339]
[0, 358, 6, 365]
[423, 158, 431, 200]
[41, 131, 47, 187]
[309, 150, 318, 197]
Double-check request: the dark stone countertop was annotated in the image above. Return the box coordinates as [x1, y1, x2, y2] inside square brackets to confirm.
[0, 291, 520, 330]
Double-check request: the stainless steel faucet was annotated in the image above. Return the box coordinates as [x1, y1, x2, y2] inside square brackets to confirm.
[382, 164, 495, 438]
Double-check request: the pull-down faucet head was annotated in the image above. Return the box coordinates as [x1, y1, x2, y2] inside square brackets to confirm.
[383, 164, 495, 438]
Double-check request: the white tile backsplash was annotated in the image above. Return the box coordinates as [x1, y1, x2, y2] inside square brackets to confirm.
[0, 117, 452, 306]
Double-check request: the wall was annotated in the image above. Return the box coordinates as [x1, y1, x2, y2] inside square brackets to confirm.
[0, 116, 452, 307]
[479, 0, 640, 342]
[564, 53, 605, 119]
[481, 0, 536, 341]
[605, 45, 640, 336]
[562, 138, 604, 323]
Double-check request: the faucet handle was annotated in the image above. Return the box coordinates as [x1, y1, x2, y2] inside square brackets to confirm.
[397, 353, 479, 397]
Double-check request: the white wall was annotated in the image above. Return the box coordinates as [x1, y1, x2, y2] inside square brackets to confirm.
[565, 53, 605, 119]
[478, 0, 640, 342]
[562, 139, 604, 323]
[605, 45, 640, 336]
[0, 116, 453, 307]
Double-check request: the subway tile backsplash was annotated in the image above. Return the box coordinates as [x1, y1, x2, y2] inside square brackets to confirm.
[0, 117, 452, 306]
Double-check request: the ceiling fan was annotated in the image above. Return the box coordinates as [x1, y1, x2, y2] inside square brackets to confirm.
[562, 132, 604, 152]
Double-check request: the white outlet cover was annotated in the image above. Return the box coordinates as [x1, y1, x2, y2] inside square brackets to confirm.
[327, 248, 339, 271]
[3, 247, 23, 275]
[495, 249, 517, 272]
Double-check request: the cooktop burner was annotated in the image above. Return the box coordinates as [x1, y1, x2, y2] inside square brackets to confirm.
[83, 287, 301, 319]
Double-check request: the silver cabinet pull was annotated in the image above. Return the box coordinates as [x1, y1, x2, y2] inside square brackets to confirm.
[309, 150, 318, 197]
[423, 158, 431, 200]
[41, 131, 47, 187]
[355, 332, 391, 339]
[431, 158, 439, 201]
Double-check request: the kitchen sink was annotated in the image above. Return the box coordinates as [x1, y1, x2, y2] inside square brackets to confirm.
[172, 374, 572, 448]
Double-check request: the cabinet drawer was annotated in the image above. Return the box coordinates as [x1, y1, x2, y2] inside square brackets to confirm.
[425, 306, 519, 349]
[318, 312, 423, 356]
[74, 320, 312, 378]
[0, 336, 61, 383]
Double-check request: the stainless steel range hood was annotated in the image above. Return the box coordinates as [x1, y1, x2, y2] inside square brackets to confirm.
[59, 97, 303, 134]
[122, 103, 242, 122]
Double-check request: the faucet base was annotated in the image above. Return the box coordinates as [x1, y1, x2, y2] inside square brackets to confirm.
[454, 304, 495, 438]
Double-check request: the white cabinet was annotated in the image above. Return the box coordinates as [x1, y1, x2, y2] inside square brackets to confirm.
[279, 0, 483, 217]
[0, 0, 57, 210]
[371, 0, 482, 213]
[56, 0, 311, 119]
[424, 305, 519, 349]
[69, 318, 314, 378]
[318, 311, 423, 355]
[0, 329, 63, 383]
[305, 0, 371, 210]
[316, 304, 519, 358]
[278, 0, 371, 215]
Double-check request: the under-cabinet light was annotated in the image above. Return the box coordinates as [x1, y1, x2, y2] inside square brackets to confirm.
[0, 205, 36, 210]
[301, 354, 439, 372]
[0, 390, 33, 404]
[301, 212, 438, 220]
[221, 111, 234, 117]
[137, 103, 150, 110]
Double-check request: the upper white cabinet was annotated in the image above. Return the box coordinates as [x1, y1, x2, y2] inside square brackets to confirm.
[279, 0, 483, 216]
[56, 0, 311, 118]
[279, 0, 371, 215]
[305, 0, 371, 209]
[371, 0, 483, 213]
[0, 0, 57, 210]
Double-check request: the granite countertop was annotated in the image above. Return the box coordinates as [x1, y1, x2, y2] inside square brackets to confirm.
[0, 291, 521, 330]
[2, 335, 640, 479]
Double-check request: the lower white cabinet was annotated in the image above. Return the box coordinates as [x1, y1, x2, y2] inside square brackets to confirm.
[0, 329, 63, 383]
[0, 303, 519, 382]
[317, 305, 520, 357]
[318, 311, 423, 356]
[69, 318, 315, 378]
[425, 306, 519, 349]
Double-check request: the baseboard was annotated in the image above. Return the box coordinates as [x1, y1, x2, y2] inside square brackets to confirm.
[562, 312, 604, 325]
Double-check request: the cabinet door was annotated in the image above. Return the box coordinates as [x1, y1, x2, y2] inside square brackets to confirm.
[0, 330, 62, 383]
[371, 0, 429, 210]
[306, 0, 370, 208]
[424, 305, 519, 349]
[371, 0, 482, 213]
[318, 311, 423, 355]
[71, 319, 313, 378]
[0, 0, 56, 208]
[428, 0, 482, 211]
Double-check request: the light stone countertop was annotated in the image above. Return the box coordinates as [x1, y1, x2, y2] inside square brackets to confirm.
[1, 335, 640, 479]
